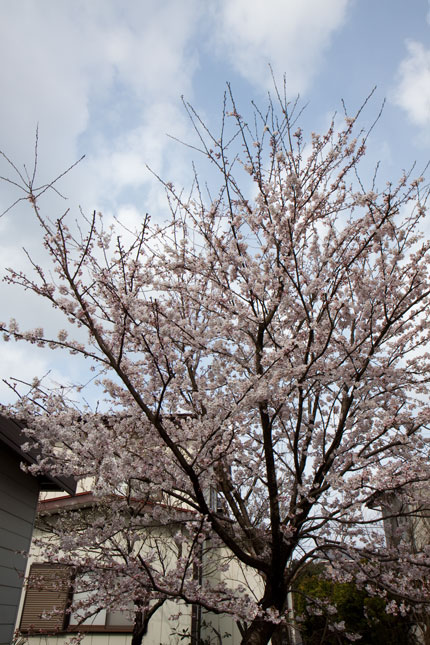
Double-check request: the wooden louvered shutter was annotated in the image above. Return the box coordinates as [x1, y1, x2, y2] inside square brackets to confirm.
[20, 563, 71, 632]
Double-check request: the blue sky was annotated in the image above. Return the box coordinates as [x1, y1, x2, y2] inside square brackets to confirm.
[0, 0, 429, 403]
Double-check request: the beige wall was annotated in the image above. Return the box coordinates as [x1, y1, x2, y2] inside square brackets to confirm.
[18, 598, 191, 645]
[15, 522, 192, 645]
[15, 496, 269, 645]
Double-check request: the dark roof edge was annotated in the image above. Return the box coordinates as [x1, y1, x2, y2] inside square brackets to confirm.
[0, 414, 76, 495]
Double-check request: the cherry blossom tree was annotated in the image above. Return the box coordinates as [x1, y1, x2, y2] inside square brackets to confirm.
[2, 86, 430, 645]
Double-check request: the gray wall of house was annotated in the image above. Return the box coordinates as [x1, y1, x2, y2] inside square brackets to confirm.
[0, 445, 39, 645]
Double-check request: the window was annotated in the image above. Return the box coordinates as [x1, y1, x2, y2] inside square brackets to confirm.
[20, 563, 133, 634]
[69, 572, 134, 630]
[20, 563, 72, 632]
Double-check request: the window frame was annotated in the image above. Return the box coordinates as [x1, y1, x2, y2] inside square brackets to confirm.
[19, 562, 134, 635]
[19, 563, 73, 634]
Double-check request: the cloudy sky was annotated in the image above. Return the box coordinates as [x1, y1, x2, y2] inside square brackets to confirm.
[0, 0, 429, 404]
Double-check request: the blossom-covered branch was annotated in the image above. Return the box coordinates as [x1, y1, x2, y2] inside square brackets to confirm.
[2, 87, 430, 644]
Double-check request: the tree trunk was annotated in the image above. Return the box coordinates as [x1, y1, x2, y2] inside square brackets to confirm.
[131, 622, 146, 645]
[240, 577, 295, 644]
[271, 625, 292, 645]
[131, 611, 147, 645]
[131, 598, 165, 645]
[240, 618, 277, 645]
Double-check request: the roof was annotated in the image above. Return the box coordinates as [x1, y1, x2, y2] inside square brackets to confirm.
[38, 491, 196, 518]
[0, 414, 76, 495]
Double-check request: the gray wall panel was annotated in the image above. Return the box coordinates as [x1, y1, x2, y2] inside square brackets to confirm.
[0, 508, 34, 540]
[0, 548, 26, 574]
[0, 446, 39, 645]
[0, 528, 29, 553]
[0, 489, 38, 526]
[0, 624, 12, 645]
[0, 564, 22, 589]
[0, 605, 17, 624]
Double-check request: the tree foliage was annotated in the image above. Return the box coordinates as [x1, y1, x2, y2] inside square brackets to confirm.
[2, 86, 430, 644]
[294, 563, 418, 644]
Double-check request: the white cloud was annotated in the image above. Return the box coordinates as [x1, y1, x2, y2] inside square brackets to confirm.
[393, 40, 430, 128]
[0, 0, 202, 214]
[0, 342, 73, 404]
[0, 0, 206, 400]
[210, 0, 349, 95]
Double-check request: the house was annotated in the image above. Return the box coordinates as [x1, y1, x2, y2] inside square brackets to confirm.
[367, 487, 430, 551]
[0, 414, 76, 645]
[367, 487, 430, 645]
[14, 488, 250, 644]
[16, 491, 192, 644]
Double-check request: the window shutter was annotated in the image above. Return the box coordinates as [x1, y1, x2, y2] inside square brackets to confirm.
[20, 563, 71, 632]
